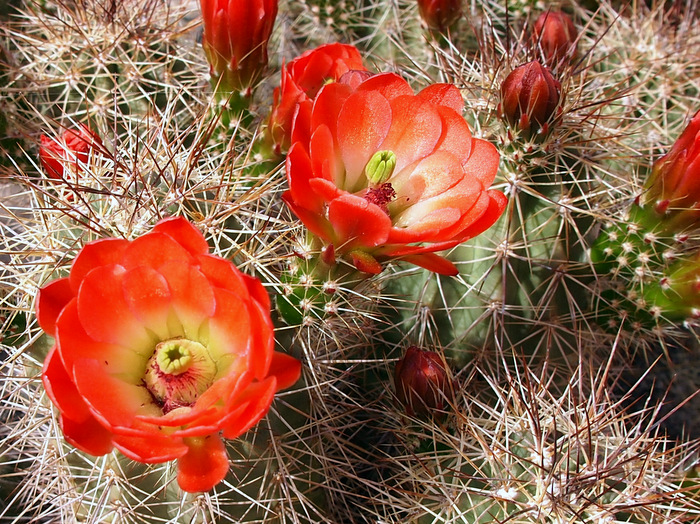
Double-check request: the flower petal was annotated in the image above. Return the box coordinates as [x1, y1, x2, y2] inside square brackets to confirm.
[310, 124, 341, 186]
[286, 142, 325, 214]
[418, 83, 464, 114]
[113, 431, 188, 463]
[356, 72, 413, 100]
[310, 81, 352, 142]
[177, 435, 229, 493]
[268, 351, 302, 391]
[120, 231, 194, 271]
[380, 95, 443, 174]
[122, 266, 172, 341]
[240, 272, 271, 313]
[327, 193, 392, 249]
[56, 300, 149, 380]
[158, 261, 216, 340]
[196, 254, 250, 297]
[152, 216, 210, 256]
[36, 278, 73, 336]
[42, 346, 91, 423]
[221, 377, 277, 439]
[349, 250, 383, 274]
[398, 252, 459, 276]
[451, 190, 508, 242]
[337, 90, 392, 192]
[282, 191, 335, 242]
[73, 358, 161, 430]
[77, 265, 154, 350]
[463, 138, 501, 187]
[206, 287, 253, 365]
[62, 412, 114, 456]
[433, 106, 473, 164]
[69, 238, 129, 293]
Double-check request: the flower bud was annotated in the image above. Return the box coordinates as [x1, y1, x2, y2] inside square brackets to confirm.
[417, 0, 462, 32]
[200, 0, 278, 94]
[532, 11, 578, 67]
[394, 346, 452, 417]
[643, 110, 700, 224]
[39, 125, 102, 179]
[500, 60, 562, 135]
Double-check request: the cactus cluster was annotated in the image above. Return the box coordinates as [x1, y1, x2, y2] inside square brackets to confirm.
[2, 0, 700, 523]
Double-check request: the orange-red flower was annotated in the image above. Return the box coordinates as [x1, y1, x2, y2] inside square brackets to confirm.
[38, 217, 301, 493]
[200, 0, 278, 93]
[267, 43, 367, 155]
[40, 125, 102, 180]
[643, 110, 700, 219]
[283, 73, 506, 275]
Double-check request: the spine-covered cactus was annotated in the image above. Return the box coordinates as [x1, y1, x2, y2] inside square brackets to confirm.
[1, 0, 700, 523]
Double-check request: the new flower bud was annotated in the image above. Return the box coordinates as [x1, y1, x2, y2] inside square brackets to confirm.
[394, 346, 452, 417]
[642, 110, 700, 224]
[417, 0, 462, 32]
[39, 125, 102, 179]
[200, 0, 278, 94]
[500, 61, 562, 135]
[532, 11, 578, 67]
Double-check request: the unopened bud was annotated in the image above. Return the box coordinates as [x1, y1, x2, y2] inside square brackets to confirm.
[532, 11, 578, 67]
[417, 0, 462, 32]
[500, 61, 562, 135]
[394, 346, 452, 417]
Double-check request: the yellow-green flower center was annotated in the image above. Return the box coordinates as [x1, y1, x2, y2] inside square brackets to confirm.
[365, 150, 397, 185]
[144, 338, 217, 413]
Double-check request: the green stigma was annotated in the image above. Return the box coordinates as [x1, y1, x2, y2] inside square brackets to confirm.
[365, 150, 397, 185]
[155, 340, 194, 375]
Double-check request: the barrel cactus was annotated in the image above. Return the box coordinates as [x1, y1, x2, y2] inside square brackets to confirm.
[1, 0, 700, 522]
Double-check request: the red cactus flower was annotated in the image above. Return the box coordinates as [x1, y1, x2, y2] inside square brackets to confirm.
[282, 73, 506, 276]
[643, 110, 700, 220]
[200, 0, 278, 94]
[500, 60, 562, 135]
[417, 0, 462, 32]
[39, 125, 102, 180]
[394, 346, 452, 417]
[532, 10, 578, 67]
[266, 43, 367, 155]
[38, 217, 301, 493]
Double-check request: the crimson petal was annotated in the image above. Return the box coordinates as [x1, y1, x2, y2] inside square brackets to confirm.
[177, 435, 229, 493]
[152, 216, 209, 256]
[36, 278, 73, 336]
[69, 238, 129, 293]
[327, 194, 391, 250]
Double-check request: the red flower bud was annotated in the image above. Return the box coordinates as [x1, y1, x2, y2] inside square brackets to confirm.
[200, 0, 278, 93]
[500, 61, 562, 135]
[39, 125, 102, 179]
[643, 110, 700, 223]
[532, 11, 578, 67]
[394, 346, 452, 417]
[417, 0, 462, 32]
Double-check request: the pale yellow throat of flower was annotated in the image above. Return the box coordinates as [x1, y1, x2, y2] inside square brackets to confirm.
[144, 338, 218, 412]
